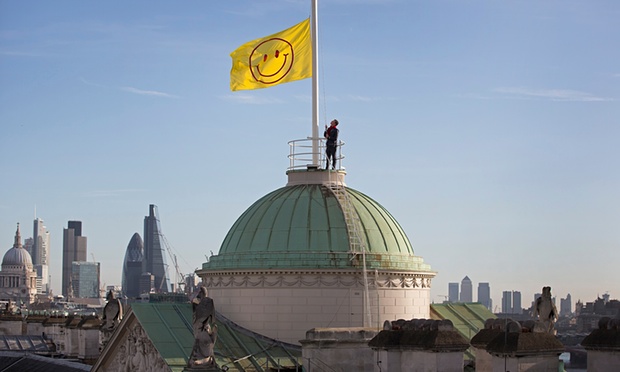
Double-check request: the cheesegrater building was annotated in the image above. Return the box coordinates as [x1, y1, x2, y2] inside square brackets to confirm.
[142, 204, 170, 293]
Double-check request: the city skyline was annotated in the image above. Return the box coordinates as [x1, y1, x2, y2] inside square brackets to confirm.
[1, 1, 619, 306]
[0, 208, 613, 307]
[446, 277, 578, 313]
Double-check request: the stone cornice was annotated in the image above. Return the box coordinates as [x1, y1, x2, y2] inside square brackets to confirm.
[198, 268, 436, 277]
[199, 269, 435, 289]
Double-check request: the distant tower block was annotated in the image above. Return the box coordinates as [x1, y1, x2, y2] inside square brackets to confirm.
[143, 205, 170, 293]
[62, 221, 87, 298]
[460, 276, 472, 302]
[140, 272, 155, 294]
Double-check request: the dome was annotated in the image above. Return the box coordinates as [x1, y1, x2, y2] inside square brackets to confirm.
[2, 246, 33, 268]
[3, 223, 33, 269]
[203, 184, 432, 272]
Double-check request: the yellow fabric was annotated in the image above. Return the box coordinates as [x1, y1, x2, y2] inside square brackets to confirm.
[230, 18, 312, 91]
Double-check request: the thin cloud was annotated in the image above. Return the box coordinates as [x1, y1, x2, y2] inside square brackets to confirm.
[458, 92, 495, 100]
[0, 50, 42, 57]
[82, 189, 145, 198]
[347, 95, 375, 102]
[292, 94, 312, 102]
[80, 78, 179, 98]
[221, 94, 284, 104]
[80, 77, 106, 88]
[494, 87, 613, 102]
[121, 86, 178, 98]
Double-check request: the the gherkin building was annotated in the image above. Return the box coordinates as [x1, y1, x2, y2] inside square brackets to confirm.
[121, 232, 143, 298]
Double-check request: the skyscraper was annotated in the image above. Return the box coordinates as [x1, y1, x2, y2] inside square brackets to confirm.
[477, 282, 491, 310]
[62, 221, 87, 297]
[71, 261, 100, 298]
[32, 217, 50, 294]
[122, 232, 144, 298]
[448, 282, 459, 303]
[501, 290, 522, 314]
[460, 276, 472, 302]
[143, 205, 170, 293]
[502, 291, 512, 314]
[512, 291, 522, 314]
[32, 218, 49, 266]
[560, 293, 572, 316]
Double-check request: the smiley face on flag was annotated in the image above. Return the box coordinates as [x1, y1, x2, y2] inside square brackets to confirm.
[249, 38, 295, 85]
[230, 19, 311, 91]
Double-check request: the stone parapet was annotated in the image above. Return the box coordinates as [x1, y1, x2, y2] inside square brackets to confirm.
[581, 317, 620, 371]
[582, 317, 620, 351]
[369, 318, 469, 352]
[470, 319, 506, 372]
[474, 319, 564, 372]
[301, 327, 380, 372]
[368, 319, 469, 372]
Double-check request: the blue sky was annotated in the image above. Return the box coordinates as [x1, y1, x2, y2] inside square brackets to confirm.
[1, 0, 618, 309]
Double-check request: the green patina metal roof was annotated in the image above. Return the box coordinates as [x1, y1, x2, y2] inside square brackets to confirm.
[203, 184, 432, 272]
[131, 303, 193, 369]
[130, 302, 301, 372]
[430, 302, 497, 360]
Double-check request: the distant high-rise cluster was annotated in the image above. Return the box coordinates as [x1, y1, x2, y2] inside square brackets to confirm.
[0, 217, 105, 300]
[501, 290, 522, 314]
[447, 277, 491, 310]
[121, 204, 170, 298]
[61, 220, 102, 299]
[447, 277, 550, 314]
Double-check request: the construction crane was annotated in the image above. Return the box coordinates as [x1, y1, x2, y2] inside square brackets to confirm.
[88, 253, 105, 297]
[159, 233, 186, 293]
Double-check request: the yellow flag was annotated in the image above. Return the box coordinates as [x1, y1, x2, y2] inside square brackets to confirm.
[230, 19, 312, 91]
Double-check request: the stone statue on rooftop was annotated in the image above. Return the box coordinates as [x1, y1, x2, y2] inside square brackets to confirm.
[102, 289, 123, 331]
[533, 286, 558, 334]
[187, 286, 218, 369]
[4, 299, 16, 314]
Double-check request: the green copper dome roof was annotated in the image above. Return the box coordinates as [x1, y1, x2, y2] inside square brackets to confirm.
[202, 184, 432, 272]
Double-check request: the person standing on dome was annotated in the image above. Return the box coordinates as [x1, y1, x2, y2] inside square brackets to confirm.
[324, 119, 339, 170]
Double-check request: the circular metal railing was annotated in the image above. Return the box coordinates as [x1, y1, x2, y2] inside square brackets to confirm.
[287, 138, 345, 171]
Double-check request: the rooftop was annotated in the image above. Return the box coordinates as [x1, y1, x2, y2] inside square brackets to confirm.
[202, 183, 432, 273]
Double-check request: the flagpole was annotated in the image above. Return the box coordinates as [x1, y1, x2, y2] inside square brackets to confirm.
[311, 0, 319, 167]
